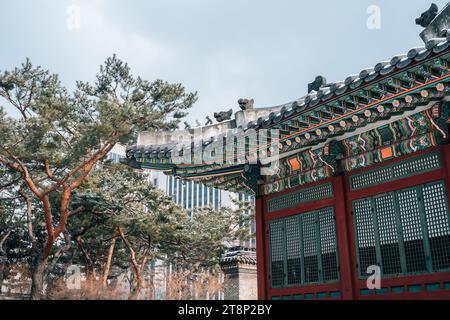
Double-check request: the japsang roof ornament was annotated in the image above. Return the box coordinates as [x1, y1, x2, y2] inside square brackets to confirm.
[123, 3, 450, 196]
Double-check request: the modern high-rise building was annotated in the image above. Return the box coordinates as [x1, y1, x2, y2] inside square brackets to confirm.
[108, 144, 230, 210]
[123, 4, 450, 300]
[107, 144, 127, 164]
[148, 170, 256, 249]
[108, 144, 255, 249]
[150, 172, 224, 210]
[111, 144, 256, 299]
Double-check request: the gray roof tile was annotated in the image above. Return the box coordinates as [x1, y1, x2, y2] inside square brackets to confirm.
[127, 37, 450, 157]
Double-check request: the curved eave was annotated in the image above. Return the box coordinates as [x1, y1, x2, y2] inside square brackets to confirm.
[248, 37, 450, 131]
[124, 37, 450, 186]
[129, 158, 246, 180]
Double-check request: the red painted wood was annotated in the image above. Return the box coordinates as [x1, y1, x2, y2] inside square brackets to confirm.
[258, 145, 450, 300]
[333, 174, 354, 300]
[266, 197, 335, 221]
[262, 177, 345, 300]
[263, 197, 271, 300]
[255, 196, 268, 300]
[440, 143, 450, 211]
[354, 272, 450, 300]
[347, 145, 450, 300]
[265, 176, 336, 201]
[346, 145, 444, 177]
[347, 168, 446, 202]
[268, 282, 341, 297]
[356, 271, 450, 288]
[343, 165, 361, 300]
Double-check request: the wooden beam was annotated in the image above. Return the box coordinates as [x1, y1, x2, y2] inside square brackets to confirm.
[255, 195, 268, 300]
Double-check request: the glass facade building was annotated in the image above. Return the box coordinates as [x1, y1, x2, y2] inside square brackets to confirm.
[166, 176, 222, 210]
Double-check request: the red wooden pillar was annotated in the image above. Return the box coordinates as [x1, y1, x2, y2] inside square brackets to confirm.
[255, 195, 268, 300]
[334, 174, 355, 300]
[342, 170, 360, 300]
[441, 144, 450, 210]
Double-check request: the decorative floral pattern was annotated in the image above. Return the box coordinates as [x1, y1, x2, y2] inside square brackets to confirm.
[342, 132, 438, 171]
[263, 166, 331, 195]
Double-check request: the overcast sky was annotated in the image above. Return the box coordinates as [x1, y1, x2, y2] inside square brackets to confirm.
[1, 0, 448, 124]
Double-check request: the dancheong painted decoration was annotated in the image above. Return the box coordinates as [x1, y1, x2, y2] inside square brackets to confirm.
[123, 4, 450, 299]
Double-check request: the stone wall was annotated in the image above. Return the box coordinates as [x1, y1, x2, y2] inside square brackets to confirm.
[220, 249, 257, 300]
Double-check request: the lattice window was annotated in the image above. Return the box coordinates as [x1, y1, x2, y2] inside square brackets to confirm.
[397, 188, 427, 273]
[268, 207, 339, 288]
[422, 182, 450, 271]
[298, 184, 333, 204]
[354, 198, 377, 276]
[269, 220, 285, 287]
[285, 216, 302, 285]
[267, 183, 333, 213]
[302, 213, 319, 283]
[350, 153, 441, 190]
[374, 194, 402, 275]
[353, 180, 450, 279]
[319, 207, 339, 281]
[393, 153, 441, 179]
[352, 167, 392, 190]
[269, 193, 298, 214]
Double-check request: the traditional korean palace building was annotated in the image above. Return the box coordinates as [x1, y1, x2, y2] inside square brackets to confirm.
[123, 4, 450, 299]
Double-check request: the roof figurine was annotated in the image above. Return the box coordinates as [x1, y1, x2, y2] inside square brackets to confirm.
[308, 75, 327, 93]
[205, 116, 213, 125]
[416, 3, 439, 27]
[214, 108, 233, 122]
[124, 1, 450, 196]
[123, 3, 450, 301]
[238, 98, 255, 111]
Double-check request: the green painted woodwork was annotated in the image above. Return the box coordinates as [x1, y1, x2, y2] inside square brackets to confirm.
[353, 180, 450, 279]
[126, 55, 450, 196]
[267, 183, 333, 213]
[268, 207, 339, 289]
[350, 152, 442, 190]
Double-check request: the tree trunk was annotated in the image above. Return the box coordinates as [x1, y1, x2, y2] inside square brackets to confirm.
[102, 236, 117, 285]
[129, 270, 143, 300]
[118, 227, 143, 300]
[0, 255, 6, 293]
[30, 255, 47, 300]
[76, 236, 93, 280]
[0, 228, 11, 294]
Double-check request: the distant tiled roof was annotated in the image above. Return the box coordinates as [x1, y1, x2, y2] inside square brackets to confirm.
[220, 250, 257, 265]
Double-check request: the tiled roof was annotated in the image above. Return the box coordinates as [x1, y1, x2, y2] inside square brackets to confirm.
[245, 36, 450, 132]
[125, 35, 450, 163]
[220, 250, 257, 265]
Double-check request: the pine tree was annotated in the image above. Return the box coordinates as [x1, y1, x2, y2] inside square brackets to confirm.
[0, 56, 197, 299]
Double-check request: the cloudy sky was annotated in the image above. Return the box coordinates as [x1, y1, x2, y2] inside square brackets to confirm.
[1, 0, 448, 124]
